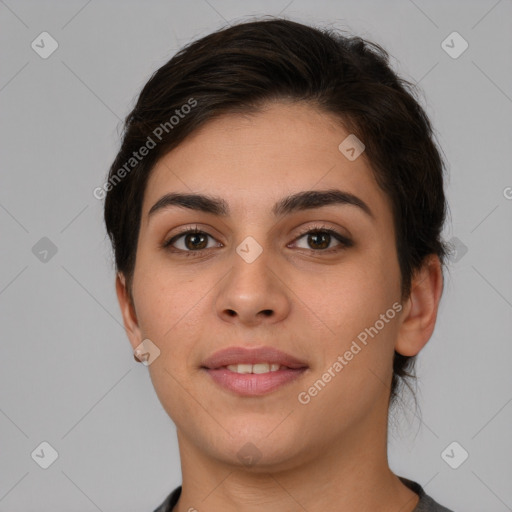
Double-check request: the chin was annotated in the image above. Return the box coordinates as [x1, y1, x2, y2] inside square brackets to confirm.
[205, 425, 309, 471]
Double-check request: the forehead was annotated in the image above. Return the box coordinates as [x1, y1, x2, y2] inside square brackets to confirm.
[141, 102, 392, 223]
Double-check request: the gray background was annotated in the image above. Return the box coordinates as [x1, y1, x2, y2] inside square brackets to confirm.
[1, 0, 511, 510]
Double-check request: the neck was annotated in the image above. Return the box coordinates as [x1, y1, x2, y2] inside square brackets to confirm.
[172, 401, 419, 512]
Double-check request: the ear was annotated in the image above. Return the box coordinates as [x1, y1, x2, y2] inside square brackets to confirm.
[395, 254, 444, 357]
[115, 273, 143, 354]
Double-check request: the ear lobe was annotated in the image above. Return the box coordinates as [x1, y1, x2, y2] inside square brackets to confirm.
[115, 273, 142, 353]
[395, 254, 444, 357]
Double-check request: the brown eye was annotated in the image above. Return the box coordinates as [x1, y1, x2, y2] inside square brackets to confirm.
[306, 231, 331, 250]
[182, 232, 208, 250]
[163, 228, 220, 253]
[292, 227, 353, 252]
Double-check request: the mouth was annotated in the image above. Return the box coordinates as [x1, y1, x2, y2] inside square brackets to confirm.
[201, 346, 309, 396]
[223, 362, 293, 374]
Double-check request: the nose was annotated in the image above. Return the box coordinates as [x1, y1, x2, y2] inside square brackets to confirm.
[215, 245, 291, 327]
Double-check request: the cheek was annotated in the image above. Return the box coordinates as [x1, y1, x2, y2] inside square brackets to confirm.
[132, 254, 198, 331]
[294, 269, 401, 428]
[291, 247, 401, 388]
[132, 260, 220, 371]
[134, 270, 209, 421]
[292, 253, 399, 337]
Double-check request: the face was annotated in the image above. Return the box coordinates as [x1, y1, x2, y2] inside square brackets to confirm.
[118, 102, 411, 470]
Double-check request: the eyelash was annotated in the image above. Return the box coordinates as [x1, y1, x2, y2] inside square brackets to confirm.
[162, 224, 353, 257]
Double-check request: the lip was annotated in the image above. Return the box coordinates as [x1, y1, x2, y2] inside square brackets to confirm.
[201, 346, 309, 397]
[201, 346, 308, 370]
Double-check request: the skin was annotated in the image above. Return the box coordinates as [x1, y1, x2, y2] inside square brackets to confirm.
[116, 102, 443, 512]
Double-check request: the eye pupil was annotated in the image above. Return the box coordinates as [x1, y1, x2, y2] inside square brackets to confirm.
[185, 233, 207, 250]
[309, 232, 330, 250]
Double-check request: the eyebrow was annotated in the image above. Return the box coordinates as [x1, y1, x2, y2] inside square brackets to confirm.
[148, 189, 374, 220]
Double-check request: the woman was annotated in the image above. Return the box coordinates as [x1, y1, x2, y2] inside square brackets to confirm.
[104, 18, 453, 512]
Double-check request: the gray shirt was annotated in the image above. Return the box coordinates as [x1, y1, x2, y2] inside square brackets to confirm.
[152, 476, 454, 511]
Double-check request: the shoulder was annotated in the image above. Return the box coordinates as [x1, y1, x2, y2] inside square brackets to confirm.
[153, 480, 456, 512]
[399, 476, 455, 512]
[152, 485, 182, 512]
